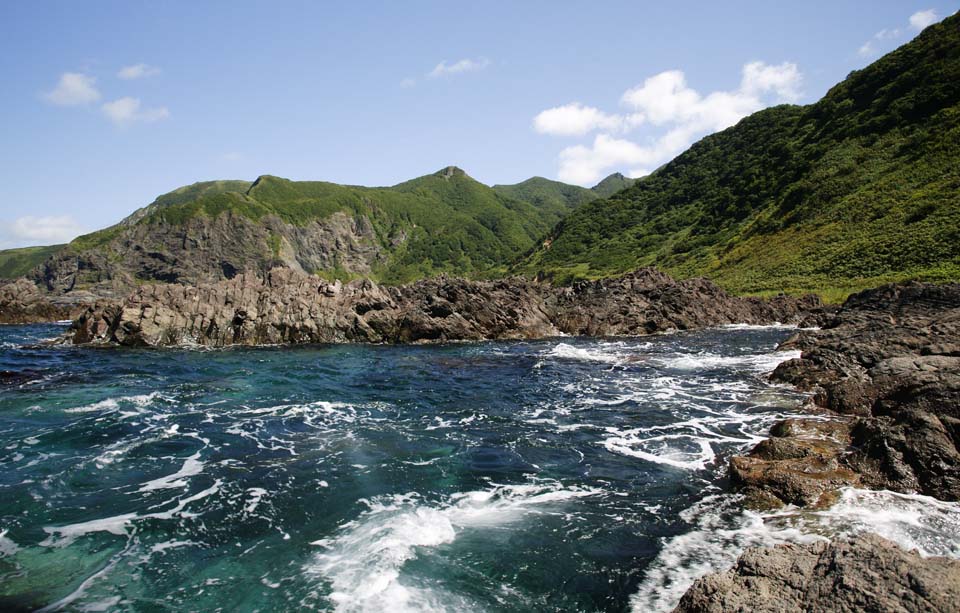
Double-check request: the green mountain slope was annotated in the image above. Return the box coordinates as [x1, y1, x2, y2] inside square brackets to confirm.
[39, 167, 589, 292]
[492, 177, 597, 227]
[521, 13, 960, 295]
[0, 245, 65, 279]
[589, 172, 637, 198]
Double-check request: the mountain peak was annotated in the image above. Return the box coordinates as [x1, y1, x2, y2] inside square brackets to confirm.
[434, 166, 468, 180]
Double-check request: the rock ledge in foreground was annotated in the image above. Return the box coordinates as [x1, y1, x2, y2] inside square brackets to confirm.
[674, 534, 960, 613]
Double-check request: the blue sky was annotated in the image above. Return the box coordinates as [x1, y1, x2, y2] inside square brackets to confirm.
[0, 1, 955, 248]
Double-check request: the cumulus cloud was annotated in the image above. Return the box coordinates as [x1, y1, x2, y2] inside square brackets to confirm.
[427, 57, 490, 78]
[533, 103, 635, 136]
[117, 63, 161, 79]
[101, 97, 170, 126]
[44, 72, 101, 106]
[540, 61, 802, 185]
[1, 215, 87, 248]
[910, 9, 938, 30]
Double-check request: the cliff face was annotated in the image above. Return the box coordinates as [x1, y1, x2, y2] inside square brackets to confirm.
[33, 210, 391, 297]
[65, 267, 822, 347]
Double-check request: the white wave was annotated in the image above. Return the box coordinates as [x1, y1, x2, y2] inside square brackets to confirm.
[630, 487, 960, 612]
[719, 323, 796, 330]
[0, 529, 20, 556]
[306, 481, 602, 613]
[657, 349, 801, 373]
[42, 479, 222, 546]
[64, 391, 167, 414]
[540, 342, 623, 364]
[138, 452, 204, 492]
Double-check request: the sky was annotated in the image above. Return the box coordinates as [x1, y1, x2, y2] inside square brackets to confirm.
[0, 1, 956, 248]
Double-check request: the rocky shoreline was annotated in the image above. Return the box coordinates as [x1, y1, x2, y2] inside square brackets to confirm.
[4, 270, 959, 610]
[59, 267, 822, 347]
[678, 281, 960, 612]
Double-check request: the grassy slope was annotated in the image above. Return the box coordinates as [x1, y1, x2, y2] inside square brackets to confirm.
[521, 14, 960, 297]
[67, 168, 586, 284]
[0, 245, 65, 279]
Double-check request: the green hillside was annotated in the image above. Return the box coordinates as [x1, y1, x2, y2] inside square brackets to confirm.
[0, 245, 65, 279]
[589, 172, 637, 198]
[60, 167, 588, 286]
[521, 13, 960, 296]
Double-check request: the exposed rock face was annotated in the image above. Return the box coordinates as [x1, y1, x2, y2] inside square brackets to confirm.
[674, 534, 960, 613]
[765, 281, 960, 501]
[34, 211, 393, 297]
[66, 267, 822, 347]
[0, 279, 82, 324]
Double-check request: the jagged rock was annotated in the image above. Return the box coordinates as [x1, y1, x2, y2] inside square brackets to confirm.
[0, 279, 81, 324]
[731, 418, 858, 508]
[65, 267, 821, 347]
[766, 281, 960, 501]
[674, 534, 960, 613]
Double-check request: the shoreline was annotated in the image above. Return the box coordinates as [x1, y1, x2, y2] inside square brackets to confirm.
[675, 280, 960, 611]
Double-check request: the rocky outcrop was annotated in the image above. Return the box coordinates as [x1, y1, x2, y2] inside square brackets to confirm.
[34, 211, 395, 297]
[674, 534, 960, 613]
[761, 281, 960, 502]
[65, 267, 822, 347]
[0, 279, 84, 324]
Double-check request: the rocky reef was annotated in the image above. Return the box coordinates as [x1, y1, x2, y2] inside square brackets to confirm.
[65, 267, 822, 347]
[674, 534, 960, 613]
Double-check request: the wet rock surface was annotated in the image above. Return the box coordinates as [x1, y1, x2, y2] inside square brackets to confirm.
[65, 267, 822, 347]
[673, 534, 960, 613]
[765, 281, 960, 502]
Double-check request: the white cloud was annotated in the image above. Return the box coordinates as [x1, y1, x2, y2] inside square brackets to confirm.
[539, 61, 803, 185]
[533, 103, 633, 136]
[400, 77, 416, 88]
[910, 9, 938, 30]
[221, 151, 243, 162]
[427, 57, 490, 78]
[741, 61, 802, 101]
[858, 27, 904, 57]
[44, 72, 101, 106]
[1, 215, 87, 248]
[117, 63, 161, 79]
[101, 97, 170, 126]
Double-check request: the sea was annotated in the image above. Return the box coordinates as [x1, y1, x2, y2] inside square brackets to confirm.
[1, 323, 957, 612]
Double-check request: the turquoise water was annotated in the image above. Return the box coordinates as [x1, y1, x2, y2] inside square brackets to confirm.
[1, 324, 957, 612]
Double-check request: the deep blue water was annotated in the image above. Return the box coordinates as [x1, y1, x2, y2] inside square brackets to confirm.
[1, 324, 957, 612]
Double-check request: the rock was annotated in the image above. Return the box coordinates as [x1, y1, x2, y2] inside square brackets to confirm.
[674, 534, 960, 613]
[766, 281, 960, 500]
[0, 278, 83, 324]
[730, 418, 858, 508]
[65, 267, 822, 347]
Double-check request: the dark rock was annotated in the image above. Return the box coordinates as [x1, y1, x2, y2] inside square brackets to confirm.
[0, 279, 84, 324]
[766, 281, 960, 500]
[65, 267, 821, 347]
[674, 534, 960, 613]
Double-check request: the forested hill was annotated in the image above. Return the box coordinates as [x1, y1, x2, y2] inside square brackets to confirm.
[520, 12, 960, 296]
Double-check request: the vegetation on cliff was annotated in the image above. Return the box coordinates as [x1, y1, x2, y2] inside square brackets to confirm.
[521, 13, 960, 295]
